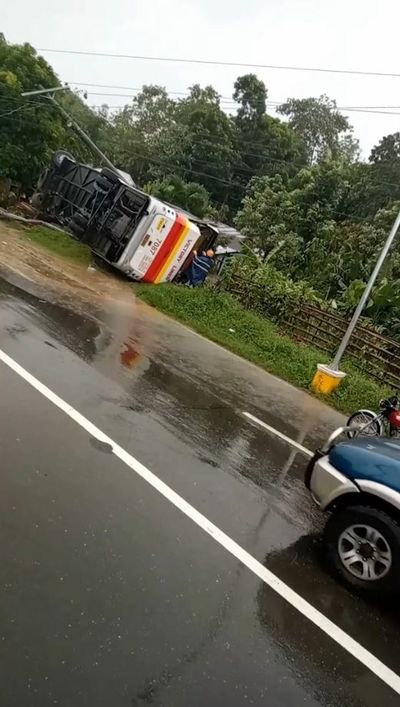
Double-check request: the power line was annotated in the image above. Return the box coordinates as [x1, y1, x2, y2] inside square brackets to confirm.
[38, 47, 400, 79]
[107, 141, 376, 222]
[65, 84, 400, 116]
[4, 83, 399, 118]
[67, 82, 400, 111]
[10, 94, 400, 189]
[0, 94, 394, 182]
[2, 90, 400, 197]
[84, 92, 400, 116]
[3, 81, 399, 117]
[0, 104, 35, 119]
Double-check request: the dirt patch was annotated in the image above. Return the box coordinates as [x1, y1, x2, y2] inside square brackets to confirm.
[0, 222, 136, 311]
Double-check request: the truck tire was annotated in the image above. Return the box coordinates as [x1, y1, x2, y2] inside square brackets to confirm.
[95, 176, 113, 192]
[69, 223, 85, 237]
[100, 167, 120, 184]
[324, 505, 400, 595]
[72, 213, 89, 229]
[69, 213, 88, 236]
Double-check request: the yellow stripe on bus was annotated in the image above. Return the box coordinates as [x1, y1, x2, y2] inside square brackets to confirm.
[154, 218, 191, 283]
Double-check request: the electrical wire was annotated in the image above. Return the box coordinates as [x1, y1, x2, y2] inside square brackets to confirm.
[104, 137, 377, 221]
[3, 92, 398, 192]
[0, 104, 37, 119]
[37, 47, 400, 79]
[66, 82, 400, 115]
[75, 90, 400, 116]
[2, 90, 400, 204]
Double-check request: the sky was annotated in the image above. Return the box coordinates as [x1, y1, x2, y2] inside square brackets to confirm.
[2, 0, 400, 158]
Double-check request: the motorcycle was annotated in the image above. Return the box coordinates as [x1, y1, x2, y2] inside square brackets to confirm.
[346, 394, 400, 438]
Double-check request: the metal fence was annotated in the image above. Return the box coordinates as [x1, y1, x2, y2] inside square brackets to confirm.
[223, 273, 400, 387]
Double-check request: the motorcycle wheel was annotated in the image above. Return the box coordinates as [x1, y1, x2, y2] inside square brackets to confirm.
[346, 410, 381, 438]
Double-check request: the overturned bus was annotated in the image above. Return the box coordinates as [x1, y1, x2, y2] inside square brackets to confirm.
[33, 151, 219, 284]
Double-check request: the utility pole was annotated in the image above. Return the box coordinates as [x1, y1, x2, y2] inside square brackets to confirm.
[330, 208, 400, 370]
[312, 207, 400, 394]
[21, 85, 119, 174]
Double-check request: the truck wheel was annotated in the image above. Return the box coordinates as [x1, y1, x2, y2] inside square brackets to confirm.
[72, 213, 89, 229]
[95, 176, 112, 192]
[100, 167, 120, 184]
[324, 505, 400, 595]
[69, 223, 85, 237]
[69, 212, 89, 236]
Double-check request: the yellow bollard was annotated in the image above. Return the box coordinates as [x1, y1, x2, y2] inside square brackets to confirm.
[311, 364, 346, 395]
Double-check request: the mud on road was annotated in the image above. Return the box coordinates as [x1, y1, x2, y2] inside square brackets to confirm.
[0, 221, 136, 316]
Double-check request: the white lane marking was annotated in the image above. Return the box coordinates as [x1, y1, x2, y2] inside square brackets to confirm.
[243, 411, 314, 458]
[1, 349, 399, 696]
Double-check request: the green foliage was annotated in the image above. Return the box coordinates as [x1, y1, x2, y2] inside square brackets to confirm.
[105, 85, 177, 183]
[0, 38, 109, 188]
[103, 74, 309, 212]
[235, 159, 356, 269]
[171, 85, 237, 206]
[370, 133, 400, 163]
[235, 175, 301, 261]
[234, 156, 400, 334]
[4, 37, 400, 340]
[136, 283, 391, 414]
[222, 255, 321, 320]
[233, 74, 267, 121]
[278, 95, 359, 164]
[145, 175, 211, 217]
[231, 74, 307, 207]
[58, 90, 109, 164]
[0, 38, 66, 187]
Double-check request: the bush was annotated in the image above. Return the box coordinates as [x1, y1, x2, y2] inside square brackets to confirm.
[221, 255, 322, 321]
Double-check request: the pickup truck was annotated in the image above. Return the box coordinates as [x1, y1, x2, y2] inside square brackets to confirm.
[305, 427, 400, 595]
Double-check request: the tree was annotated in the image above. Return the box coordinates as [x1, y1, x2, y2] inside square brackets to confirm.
[278, 95, 359, 164]
[370, 133, 400, 163]
[364, 133, 400, 216]
[106, 83, 237, 206]
[0, 38, 67, 187]
[290, 158, 352, 240]
[235, 175, 302, 261]
[233, 73, 267, 122]
[231, 74, 306, 208]
[145, 175, 211, 217]
[171, 84, 237, 207]
[105, 85, 176, 183]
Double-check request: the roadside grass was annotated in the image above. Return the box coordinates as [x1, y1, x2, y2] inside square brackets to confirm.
[136, 284, 391, 415]
[19, 225, 91, 265]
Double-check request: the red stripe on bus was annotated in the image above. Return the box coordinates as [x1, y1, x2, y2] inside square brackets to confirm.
[143, 213, 187, 283]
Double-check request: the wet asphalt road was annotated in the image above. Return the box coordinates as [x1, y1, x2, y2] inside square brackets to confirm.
[1, 272, 400, 707]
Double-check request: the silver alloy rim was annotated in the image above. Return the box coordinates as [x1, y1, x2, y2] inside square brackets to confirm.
[338, 524, 392, 581]
[349, 412, 378, 436]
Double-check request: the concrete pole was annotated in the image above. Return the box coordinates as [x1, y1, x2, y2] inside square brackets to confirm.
[22, 85, 119, 174]
[331, 207, 400, 370]
[44, 93, 118, 173]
